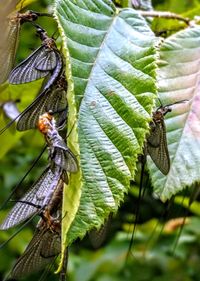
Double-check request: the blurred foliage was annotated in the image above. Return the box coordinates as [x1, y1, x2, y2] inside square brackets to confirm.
[0, 0, 200, 281]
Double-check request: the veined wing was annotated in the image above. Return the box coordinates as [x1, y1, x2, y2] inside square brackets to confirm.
[41, 51, 63, 92]
[0, 167, 57, 230]
[48, 133, 78, 173]
[11, 228, 60, 279]
[9, 46, 56, 84]
[17, 84, 68, 131]
[40, 230, 61, 258]
[51, 147, 78, 173]
[89, 214, 112, 249]
[43, 117, 78, 173]
[35, 52, 57, 71]
[147, 120, 170, 175]
[147, 121, 162, 148]
[0, 1, 18, 15]
[0, 14, 20, 84]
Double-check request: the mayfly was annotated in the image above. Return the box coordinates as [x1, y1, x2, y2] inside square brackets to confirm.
[125, 100, 187, 260]
[37, 112, 78, 174]
[0, 166, 62, 230]
[146, 100, 187, 175]
[16, 74, 68, 131]
[9, 179, 64, 279]
[11, 220, 61, 279]
[9, 24, 63, 93]
[0, 9, 52, 84]
[146, 104, 171, 175]
[0, 25, 63, 135]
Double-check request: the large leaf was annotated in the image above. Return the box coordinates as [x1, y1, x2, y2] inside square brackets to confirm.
[55, 0, 157, 264]
[148, 26, 200, 200]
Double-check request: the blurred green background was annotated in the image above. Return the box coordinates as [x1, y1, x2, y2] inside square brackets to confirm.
[1, 0, 200, 280]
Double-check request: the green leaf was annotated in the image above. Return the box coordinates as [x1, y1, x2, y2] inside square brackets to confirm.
[55, 0, 157, 266]
[155, 0, 199, 14]
[148, 26, 200, 200]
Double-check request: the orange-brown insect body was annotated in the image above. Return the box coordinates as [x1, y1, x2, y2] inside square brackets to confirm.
[37, 112, 53, 134]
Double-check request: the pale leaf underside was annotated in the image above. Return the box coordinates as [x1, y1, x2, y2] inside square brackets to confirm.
[147, 26, 200, 200]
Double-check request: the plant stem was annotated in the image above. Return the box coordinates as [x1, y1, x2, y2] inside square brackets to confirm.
[139, 11, 190, 25]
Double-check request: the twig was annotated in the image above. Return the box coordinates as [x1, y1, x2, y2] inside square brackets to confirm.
[139, 11, 190, 26]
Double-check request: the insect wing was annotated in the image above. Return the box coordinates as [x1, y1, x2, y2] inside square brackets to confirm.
[0, 1, 18, 15]
[0, 16, 20, 84]
[147, 121, 161, 148]
[9, 46, 56, 84]
[132, 0, 140, 8]
[11, 228, 60, 279]
[51, 147, 78, 173]
[147, 120, 170, 175]
[46, 125, 78, 173]
[89, 215, 112, 249]
[41, 51, 63, 92]
[35, 51, 57, 71]
[17, 84, 68, 131]
[0, 167, 56, 230]
[40, 230, 61, 258]
[49, 133, 78, 173]
[63, 149, 78, 173]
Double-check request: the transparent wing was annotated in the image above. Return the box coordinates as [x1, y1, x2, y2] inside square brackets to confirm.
[0, 167, 56, 230]
[89, 215, 112, 249]
[46, 125, 78, 173]
[50, 133, 68, 151]
[40, 230, 61, 258]
[51, 148, 78, 173]
[11, 228, 60, 279]
[35, 51, 57, 71]
[41, 51, 63, 92]
[147, 121, 162, 148]
[147, 121, 170, 175]
[9, 46, 56, 84]
[0, 15, 20, 84]
[17, 85, 68, 131]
